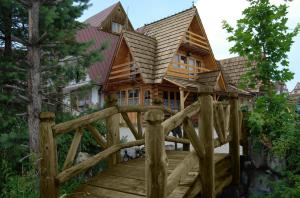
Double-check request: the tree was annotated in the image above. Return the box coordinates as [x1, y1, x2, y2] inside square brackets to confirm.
[223, 1, 300, 196]
[0, 0, 102, 153]
[223, 0, 299, 90]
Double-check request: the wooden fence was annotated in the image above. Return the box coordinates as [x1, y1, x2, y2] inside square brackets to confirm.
[39, 88, 244, 198]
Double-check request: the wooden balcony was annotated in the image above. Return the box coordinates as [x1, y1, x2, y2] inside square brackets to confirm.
[181, 31, 210, 55]
[109, 61, 139, 81]
[167, 61, 211, 80]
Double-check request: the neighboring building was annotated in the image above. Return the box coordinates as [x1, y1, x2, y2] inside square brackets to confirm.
[289, 82, 300, 112]
[63, 2, 132, 112]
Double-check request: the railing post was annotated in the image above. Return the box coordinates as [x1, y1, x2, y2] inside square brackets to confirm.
[229, 93, 240, 185]
[180, 87, 190, 151]
[39, 112, 58, 198]
[105, 95, 120, 166]
[198, 87, 215, 198]
[145, 109, 167, 198]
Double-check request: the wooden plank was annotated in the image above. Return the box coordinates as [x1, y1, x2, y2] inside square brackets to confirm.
[63, 128, 83, 170]
[39, 112, 58, 198]
[87, 175, 146, 196]
[68, 184, 144, 198]
[112, 61, 134, 69]
[166, 152, 199, 196]
[145, 109, 167, 198]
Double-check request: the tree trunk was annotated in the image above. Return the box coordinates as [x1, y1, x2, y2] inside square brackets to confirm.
[1, 3, 12, 57]
[27, 1, 41, 154]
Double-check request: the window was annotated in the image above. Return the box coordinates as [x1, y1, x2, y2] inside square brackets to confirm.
[163, 91, 180, 110]
[116, 90, 126, 105]
[112, 22, 123, 33]
[144, 90, 151, 105]
[128, 89, 139, 105]
[173, 55, 180, 69]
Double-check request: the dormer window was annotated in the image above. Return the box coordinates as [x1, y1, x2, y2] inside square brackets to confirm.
[112, 22, 123, 33]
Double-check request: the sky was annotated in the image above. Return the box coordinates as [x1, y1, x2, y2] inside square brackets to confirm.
[79, 0, 300, 91]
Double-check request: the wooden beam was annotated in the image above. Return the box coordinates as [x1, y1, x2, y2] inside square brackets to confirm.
[137, 112, 143, 137]
[199, 87, 215, 198]
[162, 100, 200, 136]
[213, 104, 225, 144]
[121, 112, 141, 140]
[53, 107, 119, 135]
[85, 125, 107, 149]
[39, 112, 58, 198]
[62, 128, 83, 170]
[55, 139, 145, 184]
[145, 109, 167, 198]
[229, 93, 240, 185]
[183, 118, 205, 158]
[106, 97, 120, 167]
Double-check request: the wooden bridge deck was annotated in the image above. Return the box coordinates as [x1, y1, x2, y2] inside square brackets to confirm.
[67, 151, 231, 198]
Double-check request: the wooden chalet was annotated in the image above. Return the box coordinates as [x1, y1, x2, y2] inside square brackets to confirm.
[104, 6, 227, 115]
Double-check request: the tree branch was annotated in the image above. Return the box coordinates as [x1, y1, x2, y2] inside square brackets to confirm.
[4, 84, 26, 92]
[43, 0, 64, 5]
[38, 32, 48, 44]
[16, 0, 32, 7]
[11, 35, 29, 46]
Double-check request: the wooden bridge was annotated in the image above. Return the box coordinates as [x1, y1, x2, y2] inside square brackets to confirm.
[39, 90, 245, 198]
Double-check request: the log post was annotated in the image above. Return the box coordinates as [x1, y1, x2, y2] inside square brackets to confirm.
[39, 112, 58, 198]
[198, 87, 215, 198]
[105, 95, 120, 166]
[180, 87, 190, 151]
[229, 93, 240, 185]
[145, 109, 167, 198]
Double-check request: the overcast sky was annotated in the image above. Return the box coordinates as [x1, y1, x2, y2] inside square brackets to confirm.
[80, 0, 300, 91]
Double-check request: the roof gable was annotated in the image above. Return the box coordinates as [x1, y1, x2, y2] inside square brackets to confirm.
[76, 27, 119, 84]
[139, 7, 197, 83]
[84, 2, 119, 27]
[122, 31, 157, 83]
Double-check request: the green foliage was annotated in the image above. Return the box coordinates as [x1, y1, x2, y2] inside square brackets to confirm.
[223, 0, 300, 89]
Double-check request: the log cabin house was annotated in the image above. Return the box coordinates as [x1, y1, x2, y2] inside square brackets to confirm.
[67, 2, 255, 118]
[103, 4, 227, 113]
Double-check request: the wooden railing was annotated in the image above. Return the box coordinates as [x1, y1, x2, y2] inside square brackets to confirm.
[108, 61, 138, 81]
[167, 61, 211, 79]
[184, 31, 210, 51]
[39, 89, 244, 198]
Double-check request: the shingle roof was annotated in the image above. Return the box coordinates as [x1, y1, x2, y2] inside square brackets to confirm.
[137, 7, 197, 83]
[164, 70, 221, 92]
[197, 70, 221, 88]
[122, 30, 157, 83]
[218, 56, 252, 86]
[76, 27, 119, 84]
[84, 2, 119, 27]
[291, 82, 300, 94]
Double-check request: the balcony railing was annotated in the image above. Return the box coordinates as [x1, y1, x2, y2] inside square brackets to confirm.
[109, 61, 138, 81]
[167, 61, 211, 80]
[183, 31, 210, 52]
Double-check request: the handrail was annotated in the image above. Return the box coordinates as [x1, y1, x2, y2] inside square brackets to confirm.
[55, 139, 145, 184]
[53, 105, 174, 135]
[162, 100, 200, 135]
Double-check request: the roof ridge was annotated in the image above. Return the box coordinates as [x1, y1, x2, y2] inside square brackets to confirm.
[123, 30, 157, 42]
[142, 6, 195, 27]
